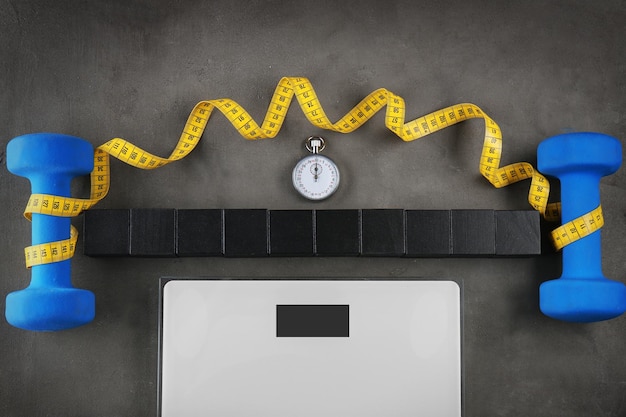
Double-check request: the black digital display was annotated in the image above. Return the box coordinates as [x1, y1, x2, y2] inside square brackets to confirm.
[276, 305, 349, 337]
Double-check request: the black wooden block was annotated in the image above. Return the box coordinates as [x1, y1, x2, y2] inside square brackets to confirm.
[269, 210, 314, 256]
[176, 209, 223, 256]
[315, 210, 361, 256]
[405, 210, 451, 256]
[223, 209, 268, 257]
[451, 209, 495, 256]
[83, 209, 130, 256]
[130, 208, 176, 257]
[361, 209, 405, 256]
[495, 210, 541, 256]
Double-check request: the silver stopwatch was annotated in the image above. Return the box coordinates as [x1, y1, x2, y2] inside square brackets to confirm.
[292, 136, 340, 200]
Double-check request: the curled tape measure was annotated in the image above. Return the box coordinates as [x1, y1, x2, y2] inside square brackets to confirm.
[22, 76, 599, 267]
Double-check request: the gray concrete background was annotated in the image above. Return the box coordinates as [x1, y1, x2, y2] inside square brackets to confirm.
[1, 0, 625, 416]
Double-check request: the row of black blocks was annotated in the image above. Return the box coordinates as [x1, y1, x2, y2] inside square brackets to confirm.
[83, 209, 541, 257]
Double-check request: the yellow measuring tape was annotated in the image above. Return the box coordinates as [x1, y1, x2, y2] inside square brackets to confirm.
[22, 76, 599, 267]
[551, 205, 603, 249]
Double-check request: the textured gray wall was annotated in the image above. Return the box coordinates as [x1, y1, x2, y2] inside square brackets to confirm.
[1, 0, 625, 416]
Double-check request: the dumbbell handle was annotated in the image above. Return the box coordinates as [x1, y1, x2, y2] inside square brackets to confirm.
[559, 172, 602, 280]
[29, 173, 74, 288]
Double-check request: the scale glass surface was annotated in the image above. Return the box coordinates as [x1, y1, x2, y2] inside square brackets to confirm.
[159, 278, 462, 417]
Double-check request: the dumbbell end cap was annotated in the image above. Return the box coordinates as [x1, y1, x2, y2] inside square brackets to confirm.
[5, 287, 95, 331]
[537, 132, 622, 176]
[540, 278, 626, 322]
[7, 133, 94, 178]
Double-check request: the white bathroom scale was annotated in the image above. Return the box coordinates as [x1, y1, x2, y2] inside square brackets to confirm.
[158, 278, 462, 417]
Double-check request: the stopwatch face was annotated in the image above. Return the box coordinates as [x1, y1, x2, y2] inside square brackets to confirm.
[292, 154, 340, 200]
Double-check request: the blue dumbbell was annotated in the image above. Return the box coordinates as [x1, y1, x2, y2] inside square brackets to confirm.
[537, 132, 626, 322]
[6, 133, 95, 331]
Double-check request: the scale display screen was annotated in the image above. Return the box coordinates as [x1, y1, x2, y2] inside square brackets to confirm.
[159, 279, 462, 417]
[276, 304, 349, 337]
